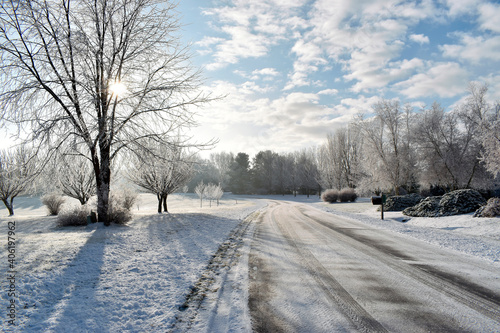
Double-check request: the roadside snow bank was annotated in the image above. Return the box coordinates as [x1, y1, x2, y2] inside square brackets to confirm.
[315, 199, 500, 266]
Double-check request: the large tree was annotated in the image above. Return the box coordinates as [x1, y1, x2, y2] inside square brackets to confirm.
[0, 0, 211, 225]
[459, 83, 500, 179]
[415, 101, 487, 190]
[228, 152, 251, 194]
[357, 100, 417, 195]
[252, 150, 277, 194]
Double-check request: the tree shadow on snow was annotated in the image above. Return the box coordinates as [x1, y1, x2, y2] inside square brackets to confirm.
[23, 225, 112, 332]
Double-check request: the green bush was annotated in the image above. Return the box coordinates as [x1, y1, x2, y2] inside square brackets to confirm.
[322, 189, 339, 203]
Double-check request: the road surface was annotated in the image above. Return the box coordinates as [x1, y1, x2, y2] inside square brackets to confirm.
[249, 201, 500, 332]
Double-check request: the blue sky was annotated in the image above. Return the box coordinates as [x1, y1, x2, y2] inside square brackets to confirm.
[177, 0, 500, 157]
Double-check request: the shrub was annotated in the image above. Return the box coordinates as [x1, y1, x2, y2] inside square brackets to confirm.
[322, 189, 339, 203]
[108, 190, 135, 224]
[403, 196, 441, 217]
[383, 193, 422, 211]
[57, 206, 89, 227]
[438, 189, 486, 216]
[115, 188, 138, 211]
[108, 206, 132, 225]
[475, 197, 500, 217]
[41, 193, 65, 215]
[339, 188, 357, 202]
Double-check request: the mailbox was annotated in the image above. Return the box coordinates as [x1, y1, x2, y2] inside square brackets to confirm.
[371, 196, 383, 205]
[371, 194, 386, 220]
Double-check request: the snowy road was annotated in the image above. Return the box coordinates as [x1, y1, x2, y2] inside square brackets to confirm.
[249, 201, 500, 332]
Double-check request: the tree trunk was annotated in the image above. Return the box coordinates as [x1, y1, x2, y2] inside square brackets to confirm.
[95, 144, 111, 226]
[96, 181, 110, 225]
[2, 198, 14, 216]
[162, 194, 168, 213]
[157, 194, 162, 213]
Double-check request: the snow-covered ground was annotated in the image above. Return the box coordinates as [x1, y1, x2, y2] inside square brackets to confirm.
[0, 193, 263, 332]
[1, 194, 499, 332]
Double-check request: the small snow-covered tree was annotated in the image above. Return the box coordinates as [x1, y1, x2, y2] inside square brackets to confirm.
[128, 144, 194, 213]
[209, 152, 234, 190]
[0, 146, 38, 216]
[195, 181, 206, 208]
[205, 183, 223, 207]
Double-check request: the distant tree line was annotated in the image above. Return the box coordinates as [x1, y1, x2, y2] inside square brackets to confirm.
[187, 149, 321, 196]
[189, 83, 500, 197]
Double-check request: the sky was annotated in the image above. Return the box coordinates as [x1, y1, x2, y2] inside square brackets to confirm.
[175, 0, 500, 157]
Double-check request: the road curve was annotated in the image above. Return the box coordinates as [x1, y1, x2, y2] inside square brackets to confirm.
[249, 201, 500, 332]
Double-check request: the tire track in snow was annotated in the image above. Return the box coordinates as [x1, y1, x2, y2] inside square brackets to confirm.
[296, 206, 500, 324]
[169, 211, 256, 332]
[270, 203, 388, 333]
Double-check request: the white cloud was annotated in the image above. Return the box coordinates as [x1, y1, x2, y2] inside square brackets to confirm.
[444, 0, 478, 17]
[201, 0, 305, 71]
[282, 0, 438, 92]
[409, 34, 429, 44]
[206, 26, 272, 70]
[194, 81, 354, 155]
[345, 54, 424, 92]
[441, 34, 500, 63]
[318, 89, 338, 95]
[478, 3, 500, 33]
[252, 68, 280, 78]
[285, 37, 328, 90]
[395, 62, 469, 98]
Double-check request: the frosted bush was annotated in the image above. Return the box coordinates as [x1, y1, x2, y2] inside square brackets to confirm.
[475, 197, 500, 218]
[339, 188, 357, 202]
[58, 206, 89, 227]
[108, 190, 135, 224]
[322, 189, 339, 203]
[41, 193, 65, 215]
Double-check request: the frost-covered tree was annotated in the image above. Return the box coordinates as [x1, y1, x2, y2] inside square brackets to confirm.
[415, 102, 487, 190]
[209, 152, 234, 190]
[317, 127, 361, 191]
[459, 83, 500, 178]
[187, 157, 219, 192]
[55, 152, 96, 205]
[194, 181, 206, 208]
[205, 183, 223, 207]
[128, 143, 193, 213]
[356, 100, 417, 195]
[0, 146, 39, 216]
[0, 0, 212, 225]
[317, 134, 342, 190]
[296, 149, 319, 197]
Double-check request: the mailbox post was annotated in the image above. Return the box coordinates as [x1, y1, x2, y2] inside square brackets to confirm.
[371, 193, 386, 220]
